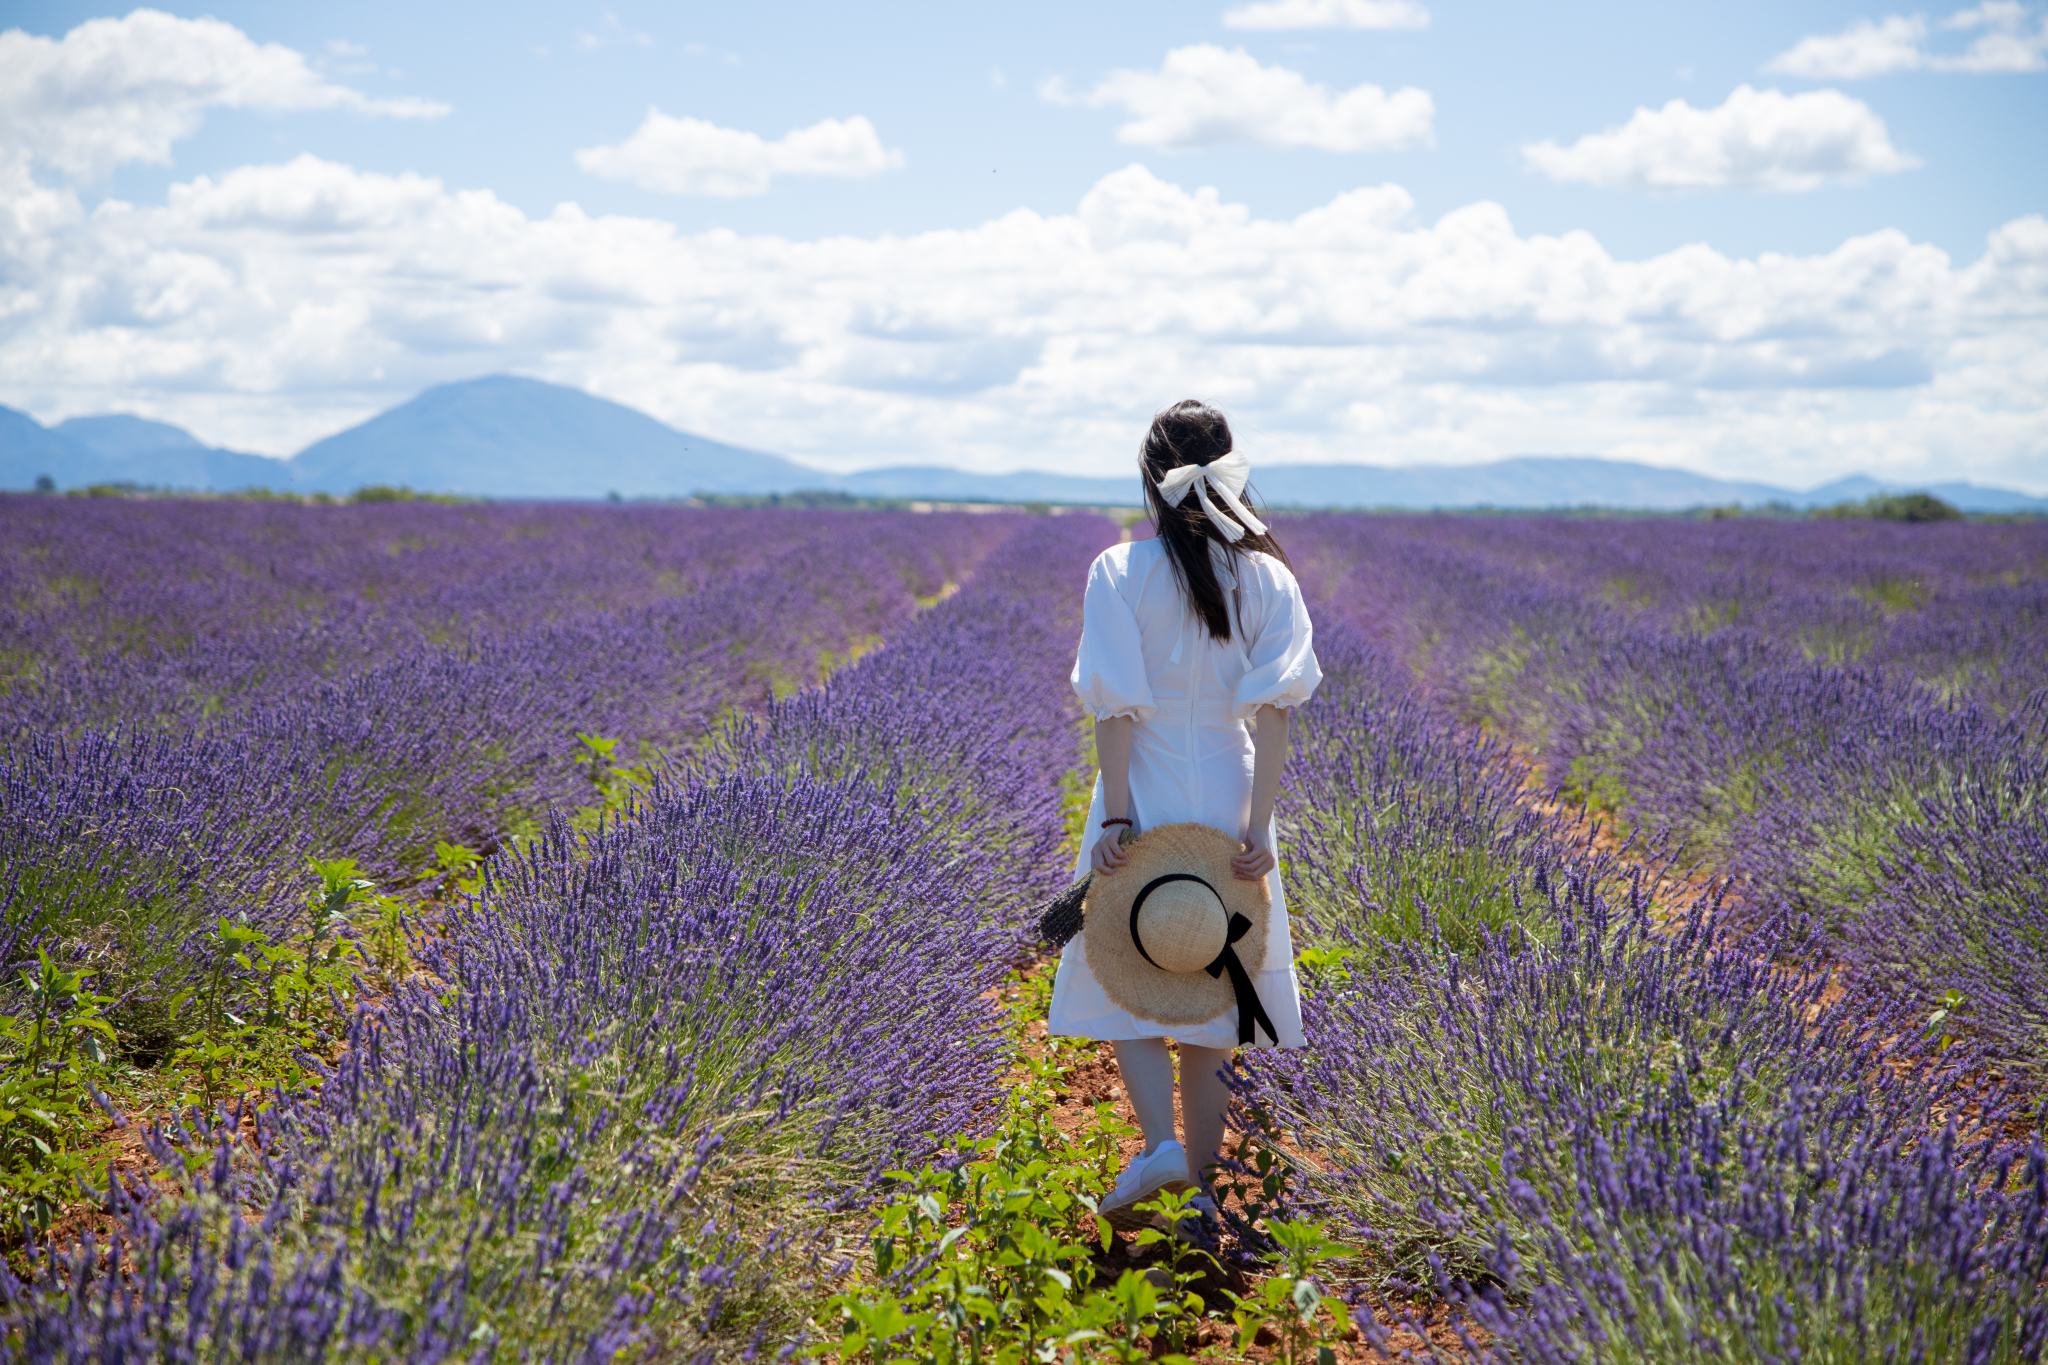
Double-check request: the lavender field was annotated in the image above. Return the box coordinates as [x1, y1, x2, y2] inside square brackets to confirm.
[2, 499, 2045, 1362]
[1251, 514, 2048, 1361]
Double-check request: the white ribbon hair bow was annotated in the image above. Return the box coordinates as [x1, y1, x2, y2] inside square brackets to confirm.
[1153, 450, 1269, 543]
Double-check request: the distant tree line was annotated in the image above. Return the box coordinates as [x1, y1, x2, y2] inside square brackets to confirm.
[23, 479, 466, 505]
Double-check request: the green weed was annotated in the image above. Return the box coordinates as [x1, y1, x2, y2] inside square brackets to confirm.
[816, 965, 1358, 1365]
[0, 951, 116, 1236]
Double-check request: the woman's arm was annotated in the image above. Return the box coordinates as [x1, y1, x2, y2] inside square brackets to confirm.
[1232, 704, 1291, 880]
[1089, 715, 1135, 876]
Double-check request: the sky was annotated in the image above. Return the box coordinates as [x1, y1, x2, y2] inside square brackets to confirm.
[1, 1, 2044, 491]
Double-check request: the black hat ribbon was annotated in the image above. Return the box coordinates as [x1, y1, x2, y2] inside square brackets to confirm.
[1128, 873, 1279, 1047]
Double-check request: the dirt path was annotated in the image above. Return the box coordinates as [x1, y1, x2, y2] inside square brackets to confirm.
[1012, 995, 1471, 1362]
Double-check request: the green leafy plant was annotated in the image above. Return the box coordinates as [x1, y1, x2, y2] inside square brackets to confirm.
[1125, 1185, 1221, 1359]
[1231, 1218, 1355, 1365]
[0, 950, 116, 1234]
[817, 965, 1357, 1364]
[433, 840, 483, 895]
[167, 861, 370, 1109]
[572, 732, 654, 828]
[1294, 945, 1354, 995]
[1924, 988, 1968, 1050]
[819, 1042, 1133, 1362]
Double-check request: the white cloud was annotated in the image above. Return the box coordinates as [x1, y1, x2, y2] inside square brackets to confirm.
[1221, 0, 1430, 31]
[1041, 45, 1432, 152]
[0, 9, 447, 181]
[1765, 15, 1929, 78]
[2, 153, 2041, 493]
[574, 108, 903, 196]
[1766, 4, 2048, 77]
[1522, 86, 1918, 192]
[1937, 0, 2048, 69]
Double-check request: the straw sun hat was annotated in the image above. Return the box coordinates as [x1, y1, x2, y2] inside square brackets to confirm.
[1082, 823, 1279, 1046]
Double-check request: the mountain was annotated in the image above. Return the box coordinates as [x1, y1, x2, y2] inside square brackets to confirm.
[55, 414, 207, 458]
[833, 457, 1803, 510]
[835, 457, 2048, 513]
[838, 465, 1141, 503]
[6, 376, 2044, 512]
[288, 376, 819, 497]
[1798, 475, 2048, 515]
[54, 414, 292, 491]
[1919, 482, 2048, 514]
[0, 407, 289, 491]
[0, 406, 86, 488]
[1, 378, 817, 497]
[1246, 458, 1795, 511]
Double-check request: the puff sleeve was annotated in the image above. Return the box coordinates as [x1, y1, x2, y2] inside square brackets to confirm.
[1233, 560, 1322, 720]
[1071, 550, 1156, 722]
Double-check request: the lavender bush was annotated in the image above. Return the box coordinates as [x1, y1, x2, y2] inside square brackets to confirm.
[1845, 766, 2048, 1084]
[1242, 876, 2000, 1283]
[1431, 1124, 2048, 1364]
[1278, 512, 2048, 1075]
[1283, 627, 1583, 955]
[1239, 622, 1961, 1283]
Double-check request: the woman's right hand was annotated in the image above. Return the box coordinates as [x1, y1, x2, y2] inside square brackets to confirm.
[1090, 828, 1133, 876]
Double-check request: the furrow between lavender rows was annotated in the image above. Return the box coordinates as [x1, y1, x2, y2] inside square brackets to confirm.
[2, 514, 1117, 1359]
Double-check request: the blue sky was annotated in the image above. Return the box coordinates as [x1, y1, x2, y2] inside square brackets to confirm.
[2, 1, 2044, 489]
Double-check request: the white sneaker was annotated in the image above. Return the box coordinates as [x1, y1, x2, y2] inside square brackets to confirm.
[1099, 1142, 1192, 1230]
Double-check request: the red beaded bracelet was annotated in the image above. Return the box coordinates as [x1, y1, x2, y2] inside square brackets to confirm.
[1100, 817, 1134, 830]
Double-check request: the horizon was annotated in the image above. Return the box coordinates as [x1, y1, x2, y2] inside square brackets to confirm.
[1, 2, 2043, 492]
[19, 371, 2046, 498]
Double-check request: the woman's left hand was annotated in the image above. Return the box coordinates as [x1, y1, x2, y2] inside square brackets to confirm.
[1232, 828, 1275, 881]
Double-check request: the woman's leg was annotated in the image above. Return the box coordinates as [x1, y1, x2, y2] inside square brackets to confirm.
[1177, 1044, 1237, 1188]
[1111, 1038, 1177, 1154]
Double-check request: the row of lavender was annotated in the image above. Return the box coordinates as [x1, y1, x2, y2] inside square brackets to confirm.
[3, 513, 1117, 1356]
[0, 499, 979, 735]
[1280, 513, 2048, 1085]
[1386, 516, 2048, 711]
[1240, 615, 2047, 1361]
[2, 501, 1002, 1067]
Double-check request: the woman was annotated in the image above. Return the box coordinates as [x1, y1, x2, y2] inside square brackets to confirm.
[1050, 399, 1321, 1223]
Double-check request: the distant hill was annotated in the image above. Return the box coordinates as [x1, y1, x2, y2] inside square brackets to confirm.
[55, 414, 207, 459]
[0, 378, 820, 498]
[838, 465, 1141, 503]
[0, 407, 289, 491]
[1238, 462, 2039, 513]
[840, 458, 2048, 514]
[54, 414, 293, 491]
[289, 376, 819, 497]
[1246, 458, 1791, 511]
[0, 407, 86, 487]
[4, 376, 2043, 512]
[1796, 474, 2048, 515]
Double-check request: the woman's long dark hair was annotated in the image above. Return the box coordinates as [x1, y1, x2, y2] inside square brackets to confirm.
[1140, 400, 1290, 642]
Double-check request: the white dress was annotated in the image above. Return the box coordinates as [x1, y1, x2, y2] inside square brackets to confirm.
[1049, 538, 1323, 1050]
